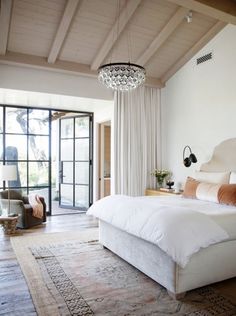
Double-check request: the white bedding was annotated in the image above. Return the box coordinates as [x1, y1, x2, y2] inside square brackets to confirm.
[86, 195, 236, 268]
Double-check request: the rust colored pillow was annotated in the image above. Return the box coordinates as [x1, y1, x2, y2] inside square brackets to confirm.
[183, 177, 200, 199]
[218, 184, 236, 206]
[183, 177, 236, 206]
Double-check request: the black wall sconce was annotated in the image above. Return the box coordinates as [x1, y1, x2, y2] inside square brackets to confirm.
[183, 145, 197, 167]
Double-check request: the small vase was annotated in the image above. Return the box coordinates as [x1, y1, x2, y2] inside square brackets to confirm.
[156, 179, 164, 189]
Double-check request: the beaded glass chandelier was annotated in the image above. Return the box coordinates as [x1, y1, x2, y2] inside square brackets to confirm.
[98, 62, 146, 91]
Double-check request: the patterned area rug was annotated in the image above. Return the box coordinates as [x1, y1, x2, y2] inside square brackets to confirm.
[11, 231, 236, 316]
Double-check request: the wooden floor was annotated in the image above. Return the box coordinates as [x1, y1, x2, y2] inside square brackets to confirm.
[0, 214, 236, 315]
[0, 214, 98, 316]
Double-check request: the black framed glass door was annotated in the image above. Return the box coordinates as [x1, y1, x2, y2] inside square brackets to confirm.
[59, 115, 92, 211]
[0, 106, 50, 209]
[0, 105, 93, 215]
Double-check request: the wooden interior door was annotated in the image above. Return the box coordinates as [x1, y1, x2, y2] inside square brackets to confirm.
[99, 121, 111, 199]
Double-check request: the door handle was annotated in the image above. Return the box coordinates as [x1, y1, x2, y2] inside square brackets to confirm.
[59, 162, 64, 183]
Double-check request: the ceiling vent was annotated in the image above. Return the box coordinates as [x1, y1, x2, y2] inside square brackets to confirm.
[196, 52, 213, 65]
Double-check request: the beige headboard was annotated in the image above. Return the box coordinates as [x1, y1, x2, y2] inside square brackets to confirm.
[200, 138, 236, 172]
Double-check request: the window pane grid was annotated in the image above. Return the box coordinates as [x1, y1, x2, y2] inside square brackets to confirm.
[0, 185, 50, 189]
[1, 106, 93, 213]
[1, 106, 50, 196]
[59, 115, 92, 210]
[5, 132, 50, 136]
[60, 137, 90, 140]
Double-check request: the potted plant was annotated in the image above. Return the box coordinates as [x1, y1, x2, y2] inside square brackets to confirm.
[151, 169, 170, 189]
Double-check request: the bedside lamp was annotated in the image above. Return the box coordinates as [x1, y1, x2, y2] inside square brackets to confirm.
[0, 165, 17, 216]
[183, 146, 197, 167]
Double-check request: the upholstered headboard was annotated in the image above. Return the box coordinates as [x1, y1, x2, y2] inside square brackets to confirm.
[200, 138, 236, 172]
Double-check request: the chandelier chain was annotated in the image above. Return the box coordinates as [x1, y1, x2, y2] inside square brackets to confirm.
[98, 0, 146, 91]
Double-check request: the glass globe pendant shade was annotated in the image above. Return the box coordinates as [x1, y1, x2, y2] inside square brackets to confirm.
[98, 62, 146, 91]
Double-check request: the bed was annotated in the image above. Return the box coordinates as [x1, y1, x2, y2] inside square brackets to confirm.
[88, 138, 236, 299]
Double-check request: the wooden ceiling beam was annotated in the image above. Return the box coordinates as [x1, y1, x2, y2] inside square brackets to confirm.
[0, 51, 97, 77]
[90, 0, 141, 71]
[161, 21, 226, 83]
[136, 7, 189, 66]
[48, 0, 80, 64]
[0, 51, 165, 88]
[0, 0, 13, 55]
[166, 0, 236, 25]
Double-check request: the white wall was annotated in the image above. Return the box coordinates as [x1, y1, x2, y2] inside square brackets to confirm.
[162, 25, 236, 188]
[0, 64, 113, 100]
[0, 88, 112, 112]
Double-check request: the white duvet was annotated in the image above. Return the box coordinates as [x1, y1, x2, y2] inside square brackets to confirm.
[87, 195, 230, 268]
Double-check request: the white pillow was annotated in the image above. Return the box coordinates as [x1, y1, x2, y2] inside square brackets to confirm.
[230, 172, 236, 184]
[194, 171, 230, 184]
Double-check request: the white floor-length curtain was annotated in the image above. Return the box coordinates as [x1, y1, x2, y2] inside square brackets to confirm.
[114, 86, 162, 196]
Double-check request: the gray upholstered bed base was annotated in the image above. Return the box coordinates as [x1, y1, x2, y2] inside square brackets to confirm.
[99, 220, 236, 297]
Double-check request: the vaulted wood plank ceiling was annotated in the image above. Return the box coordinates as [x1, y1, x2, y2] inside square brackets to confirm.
[0, 0, 235, 89]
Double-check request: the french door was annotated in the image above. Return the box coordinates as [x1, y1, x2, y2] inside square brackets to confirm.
[59, 115, 93, 211]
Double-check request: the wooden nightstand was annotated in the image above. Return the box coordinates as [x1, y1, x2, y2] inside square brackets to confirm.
[145, 189, 182, 196]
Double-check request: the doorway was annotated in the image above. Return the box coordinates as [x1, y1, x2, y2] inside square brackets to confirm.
[98, 121, 111, 199]
[59, 114, 92, 210]
[51, 112, 93, 215]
